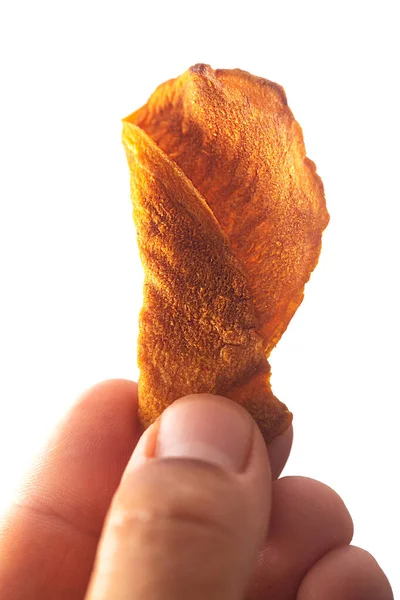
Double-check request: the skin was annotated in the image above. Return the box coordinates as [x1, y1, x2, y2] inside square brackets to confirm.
[0, 379, 393, 599]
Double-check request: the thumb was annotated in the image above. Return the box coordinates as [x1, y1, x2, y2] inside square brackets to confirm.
[85, 394, 272, 600]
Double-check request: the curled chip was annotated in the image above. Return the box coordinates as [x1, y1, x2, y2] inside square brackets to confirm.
[122, 64, 329, 443]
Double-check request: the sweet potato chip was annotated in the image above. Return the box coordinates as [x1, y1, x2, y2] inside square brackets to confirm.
[122, 65, 329, 442]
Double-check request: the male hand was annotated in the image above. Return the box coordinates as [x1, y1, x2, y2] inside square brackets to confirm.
[0, 380, 393, 599]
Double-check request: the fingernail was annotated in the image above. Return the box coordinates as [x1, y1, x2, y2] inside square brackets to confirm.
[155, 395, 253, 473]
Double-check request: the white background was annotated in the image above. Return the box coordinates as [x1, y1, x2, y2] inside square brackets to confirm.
[0, 0, 398, 594]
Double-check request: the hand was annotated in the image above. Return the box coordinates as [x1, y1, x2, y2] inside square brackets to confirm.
[0, 380, 393, 599]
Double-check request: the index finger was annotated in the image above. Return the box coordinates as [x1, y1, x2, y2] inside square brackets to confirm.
[0, 379, 141, 600]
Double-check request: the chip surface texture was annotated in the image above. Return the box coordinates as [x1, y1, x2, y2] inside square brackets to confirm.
[122, 64, 329, 443]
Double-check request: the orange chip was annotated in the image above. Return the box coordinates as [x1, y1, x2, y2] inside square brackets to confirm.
[122, 65, 329, 442]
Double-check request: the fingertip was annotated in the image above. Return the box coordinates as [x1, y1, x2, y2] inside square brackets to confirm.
[72, 378, 139, 417]
[267, 424, 293, 479]
[155, 394, 255, 473]
[297, 545, 394, 599]
[126, 393, 271, 486]
[248, 476, 355, 599]
[273, 476, 354, 543]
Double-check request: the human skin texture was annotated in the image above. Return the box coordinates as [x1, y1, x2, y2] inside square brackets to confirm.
[122, 64, 329, 442]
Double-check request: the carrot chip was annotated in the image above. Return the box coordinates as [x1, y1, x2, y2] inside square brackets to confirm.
[122, 64, 329, 442]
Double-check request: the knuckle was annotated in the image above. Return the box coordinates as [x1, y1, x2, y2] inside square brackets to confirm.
[110, 459, 244, 547]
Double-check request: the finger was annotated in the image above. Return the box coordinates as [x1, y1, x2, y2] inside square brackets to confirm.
[297, 545, 394, 599]
[86, 394, 272, 600]
[0, 379, 141, 600]
[267, 424, 293, 479]
[247, 476, 354, 599]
